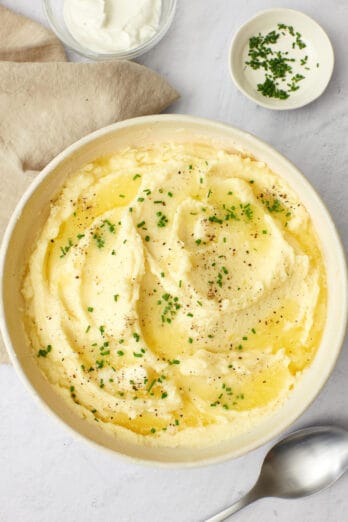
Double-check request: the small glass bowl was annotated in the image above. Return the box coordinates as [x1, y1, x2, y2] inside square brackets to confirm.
[42, 0, 177, 60]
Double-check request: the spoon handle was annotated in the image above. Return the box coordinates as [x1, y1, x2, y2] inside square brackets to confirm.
[205, 487, 260, 522]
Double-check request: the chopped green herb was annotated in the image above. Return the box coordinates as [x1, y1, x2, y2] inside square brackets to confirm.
[257, 78, 289, 100]
[240, 203, 253, 220]
[264, 198, 284, 213]
[60, 239, 73, 258]
[103, 219, 115, 233]
[159, 293, 181, 324]
[209, 215, 223, 224]
[37, 345, 52, 358]
[245, 24, 308, 100]
[147, 379, 156, 393]
[93, 233, 105, 249]
[156, 212, 168, 228]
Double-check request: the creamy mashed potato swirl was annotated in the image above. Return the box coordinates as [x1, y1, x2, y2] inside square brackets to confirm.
[22, 143, 326, 447]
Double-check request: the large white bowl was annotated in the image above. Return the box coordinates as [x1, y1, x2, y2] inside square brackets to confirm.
[1, 115, 347, 467]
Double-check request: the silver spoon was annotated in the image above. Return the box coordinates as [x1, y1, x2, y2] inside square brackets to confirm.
[206, 426, 348, 522]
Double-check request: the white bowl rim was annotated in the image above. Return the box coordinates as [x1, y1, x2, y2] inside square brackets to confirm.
[0, 114, 347, 468]
[228, 8, 335, 111]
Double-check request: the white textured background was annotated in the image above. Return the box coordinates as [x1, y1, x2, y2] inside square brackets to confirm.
[0, 1, 347, 521]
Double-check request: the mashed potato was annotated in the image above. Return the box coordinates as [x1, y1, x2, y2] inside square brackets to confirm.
[22, 143, 326, 447]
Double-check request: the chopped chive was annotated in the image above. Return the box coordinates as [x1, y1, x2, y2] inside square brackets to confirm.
[37, 345, 52, 358]
[147, 379, 156, 393]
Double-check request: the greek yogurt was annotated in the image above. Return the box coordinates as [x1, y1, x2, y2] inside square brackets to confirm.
[64, 0, 162, 53]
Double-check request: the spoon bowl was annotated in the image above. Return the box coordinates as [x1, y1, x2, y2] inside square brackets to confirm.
[207, 426, 348, 521]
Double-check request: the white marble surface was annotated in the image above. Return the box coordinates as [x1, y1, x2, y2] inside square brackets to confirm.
[0, 1, 347, 521]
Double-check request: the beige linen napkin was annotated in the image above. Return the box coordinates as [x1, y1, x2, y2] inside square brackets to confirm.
[0, 6, 179, 364]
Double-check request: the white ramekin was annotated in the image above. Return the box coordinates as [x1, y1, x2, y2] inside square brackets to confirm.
[1, 115, 347, 467]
